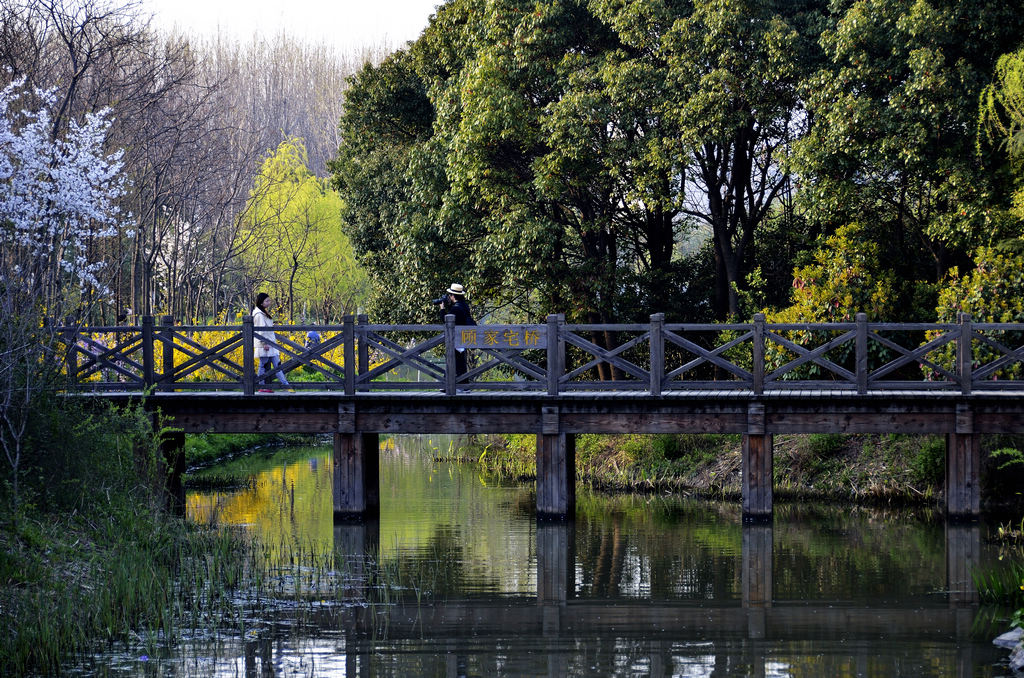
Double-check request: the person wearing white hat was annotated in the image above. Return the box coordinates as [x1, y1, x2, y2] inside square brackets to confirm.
[434, 282, 476, 383]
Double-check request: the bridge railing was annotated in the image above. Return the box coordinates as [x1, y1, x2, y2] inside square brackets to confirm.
[56, 312, 1024, 395]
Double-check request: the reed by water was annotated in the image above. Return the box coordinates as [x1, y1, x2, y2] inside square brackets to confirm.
[2, 508, 447, 675]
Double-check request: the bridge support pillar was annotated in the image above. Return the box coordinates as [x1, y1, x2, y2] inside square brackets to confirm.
[946, 435, 980, 518]
[159, 428, 186, 516]
[332, 432, 379, 521]
[742, 403, 773, 521]
[537, 432, 575, 519]
[946, 404, 979, 518]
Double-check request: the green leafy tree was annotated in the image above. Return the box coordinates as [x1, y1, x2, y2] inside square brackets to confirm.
[333, 0, 829, 329]
[981, 48, 1024, 163]
[331, 32, 468, 323]
[443, 0, 682, 328]
[655, 0, 827, 318]
[772, 223, 907, 324]
[760, 222, 926, 378]
[922, 245, 1024, 381]
[980, 47, 1024, 230]
[794, 0, 1024, 281]
[242, 138, 367, 320]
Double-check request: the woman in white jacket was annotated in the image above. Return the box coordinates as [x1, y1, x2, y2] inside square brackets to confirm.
[252, 292, 290, 392]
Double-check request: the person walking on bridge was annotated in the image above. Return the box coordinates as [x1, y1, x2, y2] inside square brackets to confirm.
[252, 292, 291, 393]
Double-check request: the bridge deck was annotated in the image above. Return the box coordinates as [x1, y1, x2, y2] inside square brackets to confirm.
[92, 388, 1024, 435]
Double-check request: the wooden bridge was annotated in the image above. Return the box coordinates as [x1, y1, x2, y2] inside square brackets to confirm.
[61, 312, 1024, 520]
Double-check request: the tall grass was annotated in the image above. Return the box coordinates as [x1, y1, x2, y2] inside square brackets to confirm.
[3, 504, 470, 675]
[972, 558, 1024, 607]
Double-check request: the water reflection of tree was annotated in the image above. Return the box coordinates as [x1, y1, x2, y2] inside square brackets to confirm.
[573, 495, 949, 602]
[575, 504, 742, 600]
[773, 518, 945, 601]
[379, 524, 502, 597]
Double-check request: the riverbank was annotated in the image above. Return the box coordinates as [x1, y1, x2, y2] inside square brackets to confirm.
[0, 399, 263, 675]
[185, 431, 322, 469]
[472, 432, 1024, 512]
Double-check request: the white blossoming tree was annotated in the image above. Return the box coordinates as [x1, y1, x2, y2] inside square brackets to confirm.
[0, 78, 128, 507]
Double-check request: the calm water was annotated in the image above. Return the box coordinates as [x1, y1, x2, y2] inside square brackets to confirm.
[89, 436, 1018, 676]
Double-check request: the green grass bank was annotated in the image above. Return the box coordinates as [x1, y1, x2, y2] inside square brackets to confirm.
[473, 432, 1024, 511]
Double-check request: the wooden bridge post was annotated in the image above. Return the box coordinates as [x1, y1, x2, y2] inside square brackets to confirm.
[241, 315, 255, 395]
[537, 406, 575, 519]
[547, 314, 562, 396]
[357, 314, 369, 392]
[947, 403, 980, 518]
[142, 315, 156, 389]
[752, 313, 765, 395]
[742, 402, 773, 521]
[160, 315, 174, 391]
[958, 313, 972, 396]
[64, 318, 79, 389]
[649, 313, 664, 396]
[557, 314, 566, 379]
[332, 432, 380, 521]
[343, 316, 355, 395]
[444, 314, 457, 395]
[856, 312, 868, 394]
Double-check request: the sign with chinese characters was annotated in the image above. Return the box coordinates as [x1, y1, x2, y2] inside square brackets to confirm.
[454, 325, 547, 350]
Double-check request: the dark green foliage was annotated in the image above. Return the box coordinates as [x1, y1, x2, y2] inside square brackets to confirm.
[795, 0, 1024, 279]
[332, 0, 830, 324]
[331, 0, 1024, 329]
[614, 256, 717, 323]
[804, 433, 846, 458]
[992, 447, 1024, 471]
[984, 437, 1024, 501]
[5, 395, 161, 515]
[909, 437, 946, 486]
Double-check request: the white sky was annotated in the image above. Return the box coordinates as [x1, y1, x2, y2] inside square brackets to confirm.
[143, 0, 443, 53]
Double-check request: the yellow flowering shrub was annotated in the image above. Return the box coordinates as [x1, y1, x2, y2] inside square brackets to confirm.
[925, 245, 1024, 381]
[64, 312, 390, 387]
[759, 223, 906, 380]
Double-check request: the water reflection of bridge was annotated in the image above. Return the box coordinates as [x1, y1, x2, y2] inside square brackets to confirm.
[298, 520, 985, 677]
[337, 520, 983, 609]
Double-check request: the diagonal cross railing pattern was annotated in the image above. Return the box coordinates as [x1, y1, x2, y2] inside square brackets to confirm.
[969, 322, 1024, 390]
[57, 312, 1024, 396]
[662, 322, 755, 389]
[66, 327, 146, 387]
[356, 324, 446, 390]
[559, 324, 651, 391]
